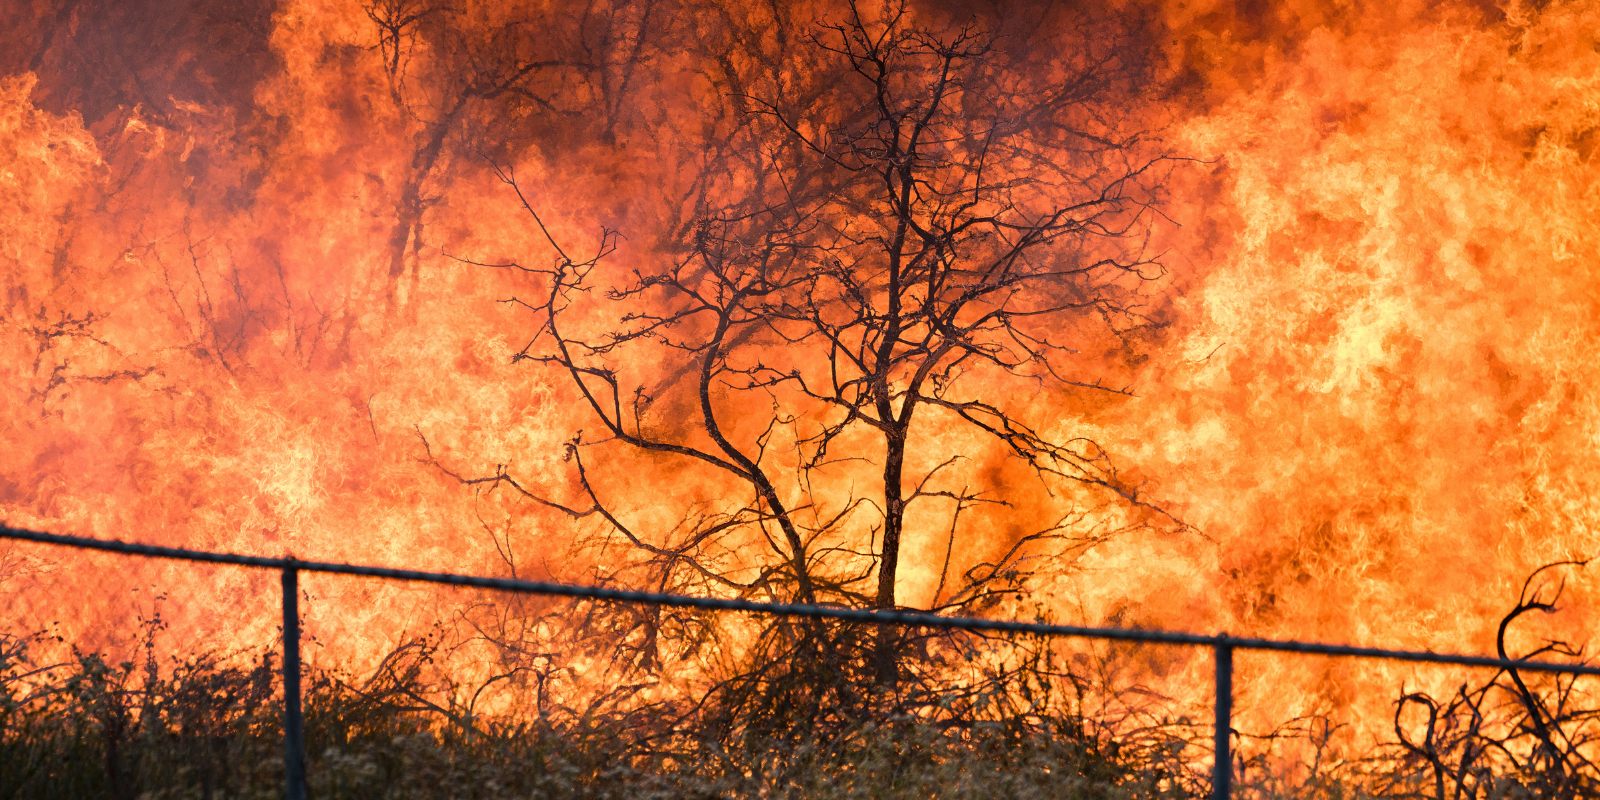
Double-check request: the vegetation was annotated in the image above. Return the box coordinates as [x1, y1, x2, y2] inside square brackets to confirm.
[6, 569, 1600, 798]
[0, 617, 1193, 799]
[421, 0, 1185, 777]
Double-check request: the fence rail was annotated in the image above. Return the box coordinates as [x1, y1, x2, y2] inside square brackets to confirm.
[4, 524, 1598, 799]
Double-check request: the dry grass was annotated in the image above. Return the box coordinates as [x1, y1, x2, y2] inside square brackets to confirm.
[6, 610, 1597, 799]
[0, 624, 1190, 799]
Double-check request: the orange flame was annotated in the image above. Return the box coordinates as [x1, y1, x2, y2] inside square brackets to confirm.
[2, 0, 1597, 758]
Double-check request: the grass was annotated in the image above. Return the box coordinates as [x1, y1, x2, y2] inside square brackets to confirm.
[6, 611, 1597, 799]
[0, 622, 1195, 799]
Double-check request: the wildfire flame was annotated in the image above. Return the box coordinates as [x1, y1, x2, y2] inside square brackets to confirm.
[2, 0, 1597, 759]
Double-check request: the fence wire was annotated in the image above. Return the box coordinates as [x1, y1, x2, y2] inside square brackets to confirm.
[4, 524, 1598, 799]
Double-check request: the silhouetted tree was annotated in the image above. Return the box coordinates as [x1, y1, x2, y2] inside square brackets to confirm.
[449, 0, 1180, 742]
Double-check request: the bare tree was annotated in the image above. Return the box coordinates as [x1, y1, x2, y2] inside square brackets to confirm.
[362, 0, 672, 316]
[444, 0, 1179, 734]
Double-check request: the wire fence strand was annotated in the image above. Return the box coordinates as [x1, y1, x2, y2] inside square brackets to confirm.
[6, 523, 1600, 800]
[4, 525, 1597, 676]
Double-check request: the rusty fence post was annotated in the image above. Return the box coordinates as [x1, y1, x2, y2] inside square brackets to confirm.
[1213, 634, 1233, 800]
[282, 566, 306, 800]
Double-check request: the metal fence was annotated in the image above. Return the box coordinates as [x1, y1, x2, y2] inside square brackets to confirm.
[4, 524, 1598, 800]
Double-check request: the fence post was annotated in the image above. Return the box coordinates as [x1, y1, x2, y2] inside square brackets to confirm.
[1213, 634, 1233, 800]
[282, 565, 306, 800]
